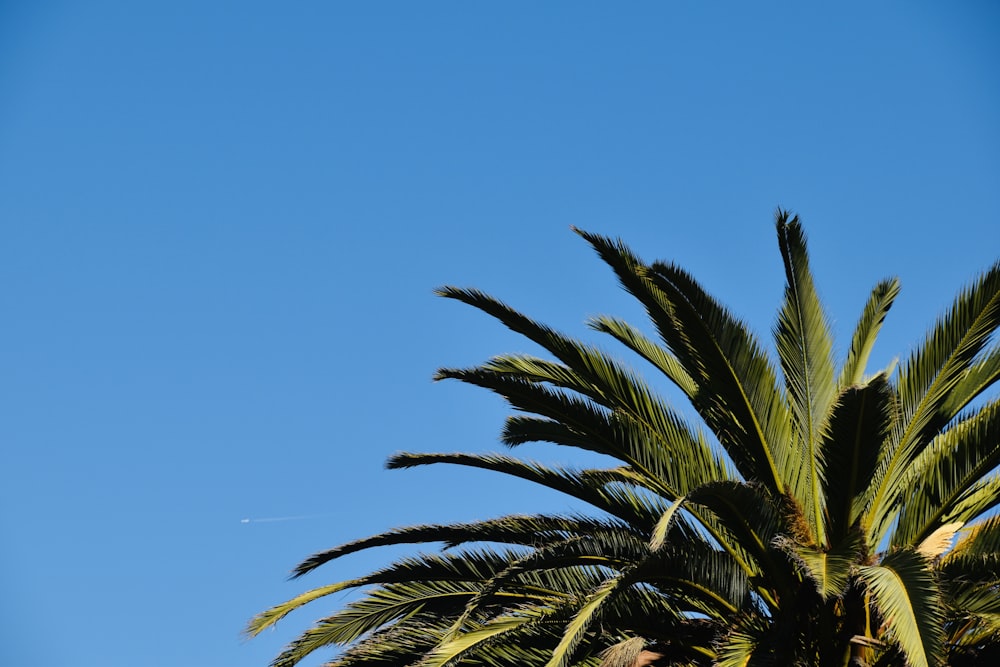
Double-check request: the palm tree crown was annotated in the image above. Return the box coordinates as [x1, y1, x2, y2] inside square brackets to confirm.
[249, 212, 1000, 667]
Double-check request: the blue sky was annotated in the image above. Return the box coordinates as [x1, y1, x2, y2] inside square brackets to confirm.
[1, 2, 998, 666]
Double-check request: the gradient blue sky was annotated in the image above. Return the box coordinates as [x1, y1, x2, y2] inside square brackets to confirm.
[2, 2, 998, 666]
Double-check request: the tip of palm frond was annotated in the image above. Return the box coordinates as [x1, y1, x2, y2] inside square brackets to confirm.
[432, 367, 461, 382]
[245, 581, 358, 637]
[433, 285, 491, 305]
[386, 451, 413, 469]
[244, 612, 271, 639]
[433, 284, 456, 298]
[386, 451, 434, 469]
[773, 207, 800, 227]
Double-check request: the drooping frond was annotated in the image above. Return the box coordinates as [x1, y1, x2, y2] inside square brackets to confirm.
[248, 548, 524, 637]
[714, 610, 770, 667]
[681, 481, 793, 605]
[292, 514, 615, 578]
[649, 539, 750, 616]
[326, 616, 453, 667]
[939, 523, 1000, 657]
[419, 609, 555, 667]
[598, 637, 647, 667]
[916, 522, 964, 560]
[266, 580, 484, 667]
[387, 452, 659, 531]
[946, 514, 1000, 561]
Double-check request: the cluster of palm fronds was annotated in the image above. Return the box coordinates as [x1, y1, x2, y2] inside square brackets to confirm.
[249, 213, 1000, 667]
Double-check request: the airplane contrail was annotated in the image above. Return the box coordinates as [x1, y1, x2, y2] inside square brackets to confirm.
[239, 515, 319, 524]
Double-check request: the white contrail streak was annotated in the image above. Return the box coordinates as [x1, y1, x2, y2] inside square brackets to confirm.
[239, 515, 324, 524]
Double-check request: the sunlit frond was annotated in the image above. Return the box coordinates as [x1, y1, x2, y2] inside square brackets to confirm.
[858, 549, 944, 667]
[839, 277, 901, 388]
[893, 398, 1000, 547]
[773, 211, 837, 546]
[869, 261, 1000, 546]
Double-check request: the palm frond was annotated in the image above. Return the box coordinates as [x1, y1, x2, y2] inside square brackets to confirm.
[419, 612, 550, 667]
[649, 540, 750, 616]
[858, 549, 944, 667]
[839, 277, 901, 388]
[576, 229, 795, 497]
[292, 514, 614, 578]
[587, 315, 698, 398]
[893, 398, 1000, 547]
[942, 344, 1000, 417]
[820, 374, 895, 545]
[267, 580, 482, 667]
[682, 481, 795, 606]
[326, 617, 452, 667]
[773, 211, 837, 546]
[774, 528, 862, 600]
[946, 514, 1000, 560]
[546, 570, 636, 667]
[387, 451, 656, 532]
[598, 637, 647, 667]
[478, 353, 736, 496]
[869, 261, 1000, 546]
[249, 549, 525, 637]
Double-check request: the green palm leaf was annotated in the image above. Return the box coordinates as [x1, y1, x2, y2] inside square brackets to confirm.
[894, 398, 1000, 547]
[839, 277, 901, 388]
[545, 570, 636, 667]
[820, 375, 895, 544]
[858, 549, 944, 667]
[869, 261, 1000, 545]
[773, 211, 837, 546]
[576, 228, 795, 496]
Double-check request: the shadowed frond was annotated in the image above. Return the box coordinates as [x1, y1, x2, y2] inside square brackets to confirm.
[775, 528, 862, 600]
[387, 451, 660, 531]
[292, 514, 618, 578]
[820, 375, 895, 544]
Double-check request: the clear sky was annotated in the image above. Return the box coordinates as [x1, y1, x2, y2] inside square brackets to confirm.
[1, 2, 998, 666]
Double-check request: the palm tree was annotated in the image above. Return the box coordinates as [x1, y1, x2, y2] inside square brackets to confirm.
[248, 212, 1000, 667]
